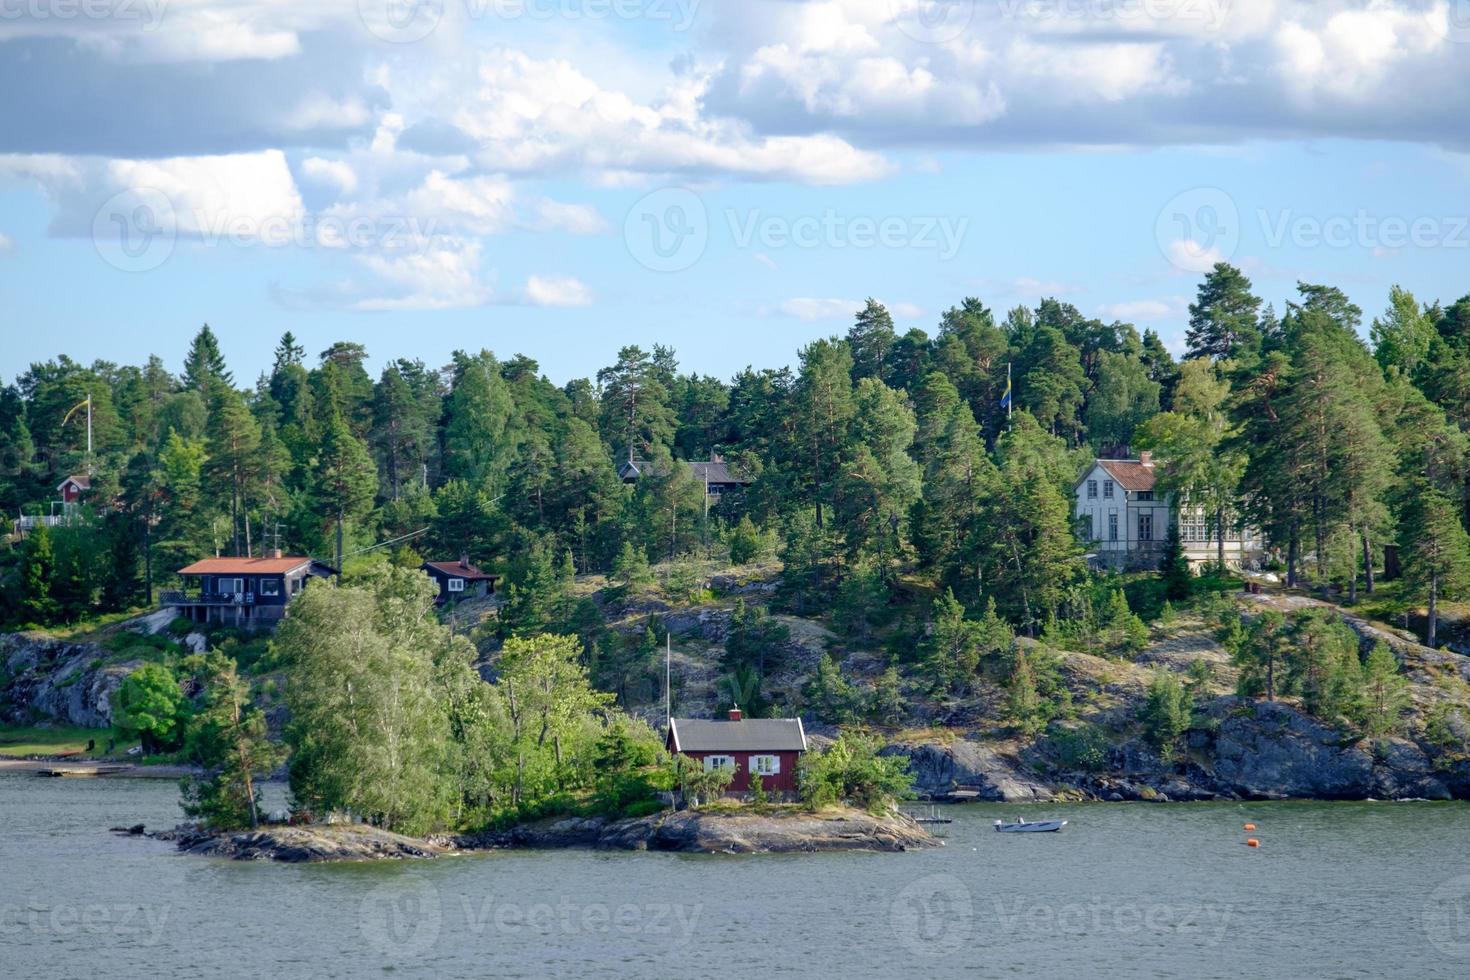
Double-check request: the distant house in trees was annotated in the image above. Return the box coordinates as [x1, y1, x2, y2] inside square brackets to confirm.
[617, 453, 753, 499]
[164, 552, 336, 628]
[421, 556, 499, 605]
[11, 474, 92, 536]
[666, 709, 807, 797]
[1074, 452, 1264, 570]
[58, 474, 90, 504]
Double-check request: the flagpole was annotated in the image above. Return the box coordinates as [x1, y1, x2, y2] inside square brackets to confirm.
[1006, 362, 1012, 425]
[665, 632, 672, 732]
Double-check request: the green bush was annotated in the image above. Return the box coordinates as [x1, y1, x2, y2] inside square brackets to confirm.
[797, 731, 914, 813]
[1044, 723, 1111, 772]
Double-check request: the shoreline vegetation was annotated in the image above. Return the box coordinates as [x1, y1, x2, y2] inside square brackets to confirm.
[5, 288, 1470, 856]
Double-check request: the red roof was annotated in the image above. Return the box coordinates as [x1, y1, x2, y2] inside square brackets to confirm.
[178, 556, 317, 576]
[1094, 459, 1157, 492]
[58, 474, 91, 491]
[423, 560, 498, 581]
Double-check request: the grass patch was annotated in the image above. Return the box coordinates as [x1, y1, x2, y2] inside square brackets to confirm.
[0, 724, 136, 759]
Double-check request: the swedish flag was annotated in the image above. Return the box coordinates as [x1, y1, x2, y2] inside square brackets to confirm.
[999, 375, 1012, 410]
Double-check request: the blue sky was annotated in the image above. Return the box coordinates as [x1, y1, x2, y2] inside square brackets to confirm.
[3, 2, 1469, 386]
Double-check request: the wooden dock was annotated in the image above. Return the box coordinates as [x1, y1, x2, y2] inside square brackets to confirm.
[34, 764, 135, 778]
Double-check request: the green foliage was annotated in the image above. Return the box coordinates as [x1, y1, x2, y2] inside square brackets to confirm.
[612, 540, 653, 588]
[1356, 643, 1410, 741]
[1044, 723, 1111, 772]
[677, 757, 735, 808]
[591, 715, 670, 815]
[804, 653, 862, 725]
[1159, 521, 1193, 601]
[111, 662, 185, 754]
[1098, 589, 1150, 657]
[726, 515, 765, 566]
[178, 652, 285, 830]
[1140, 671, 1193, 760]
[797, 731, 914, 813]
[723, 599, 790, 677]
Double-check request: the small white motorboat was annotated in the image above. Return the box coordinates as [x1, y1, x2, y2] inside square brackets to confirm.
[994, 817, 1068, 834]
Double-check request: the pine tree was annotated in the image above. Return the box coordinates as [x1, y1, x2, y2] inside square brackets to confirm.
[183, 323, 232, 392]
[1185, 263, 1261, 362]
[1358, 643, 1410, 740]
[1397, 480, 1470, 649]
[312, 413, 377, 572]
[1141, 671, 1192, 760]
[847, 298, 897, 382]
[1006, 648, 1045, 736]
[1159, 520, 1193, 601]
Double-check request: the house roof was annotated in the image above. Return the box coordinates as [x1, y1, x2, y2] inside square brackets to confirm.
[1089, 458, 1157, 492]
[689, 460, 750, 485]
[619, 458, 751, 485]
[58, 474, 91, 491]
[667, 717, 807, 753]
[178, 556, 322, 576]
[422, 560, 498, 581]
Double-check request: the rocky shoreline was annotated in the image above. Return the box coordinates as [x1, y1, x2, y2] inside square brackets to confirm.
[132, 806, 940, 863]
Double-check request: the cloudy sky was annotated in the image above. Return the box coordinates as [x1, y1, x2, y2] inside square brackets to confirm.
[2, 0, 1468, 383]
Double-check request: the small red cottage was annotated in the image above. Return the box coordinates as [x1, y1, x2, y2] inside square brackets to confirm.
[58, 474, 90, 504]
[666, 709, 808, 795]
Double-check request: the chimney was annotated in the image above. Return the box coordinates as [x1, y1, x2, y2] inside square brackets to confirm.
[460, 552, 470, 569]
[728, 707, 743, 722]
[1139, 451, 1153, 467]
[269, 548, 283, 559]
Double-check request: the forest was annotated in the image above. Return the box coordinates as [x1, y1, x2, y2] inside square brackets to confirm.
[3, 264, 1469, 650]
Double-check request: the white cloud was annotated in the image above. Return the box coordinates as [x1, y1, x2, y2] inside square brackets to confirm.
[355, 238, 491, 312]
[523, 275, 592, 307]
[1095, 297, 1191, 321]
[0, 231, 12, 253]
[887, 302, 924, 320]
[300, 157, 358, 194]
[451, 49, 892, 185]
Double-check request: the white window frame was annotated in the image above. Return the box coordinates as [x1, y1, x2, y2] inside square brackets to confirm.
[1103, 480, 1114, 499]
[1087, 479, 1098, 499]
[703, 755, 735, 772]
[217, 577, 244, 595]
[447, 577, 466, 593]
[259, 578, 280, 597]
[750, 755, 780, 776]
[1108, 513, 1118, 541]
[1139, 513, 1154, 542]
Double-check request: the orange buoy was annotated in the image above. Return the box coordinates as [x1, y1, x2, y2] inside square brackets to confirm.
[1246, 839, 1260, 848]
[1244, 823, 1257, 831]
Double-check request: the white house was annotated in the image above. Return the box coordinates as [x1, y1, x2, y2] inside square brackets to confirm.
[1073, 452, 1264, 570]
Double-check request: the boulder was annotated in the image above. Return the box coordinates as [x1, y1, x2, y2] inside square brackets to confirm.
[1, 633, 137, 728]
[881, 739, 1054, 802]
[1209, 698, 1374, 799]
[1370, 738, 1452, 800]
[163, 825, 448, 863]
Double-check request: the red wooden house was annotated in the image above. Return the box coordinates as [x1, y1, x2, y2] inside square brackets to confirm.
[666, 709, 808, 795]
[58, 474, 90, 504]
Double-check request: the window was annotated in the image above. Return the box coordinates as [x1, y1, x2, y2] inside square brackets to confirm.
[1180, 509, 1208, 544]
[1087, 479, 1098, 499]
[1108, 513, 1118, 541]
[447, 577, 466, 593]
[218, 577, 243, 595]
[1139, 513, 1154, 542]
[1136, 491, 1154, 501]
[1080, 515, 1095, 541]
[1103, 480, 1114, 498]
[703, 755, 735, 772]
[750, 755, 780, 776]
[259, 578, 280, 597]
